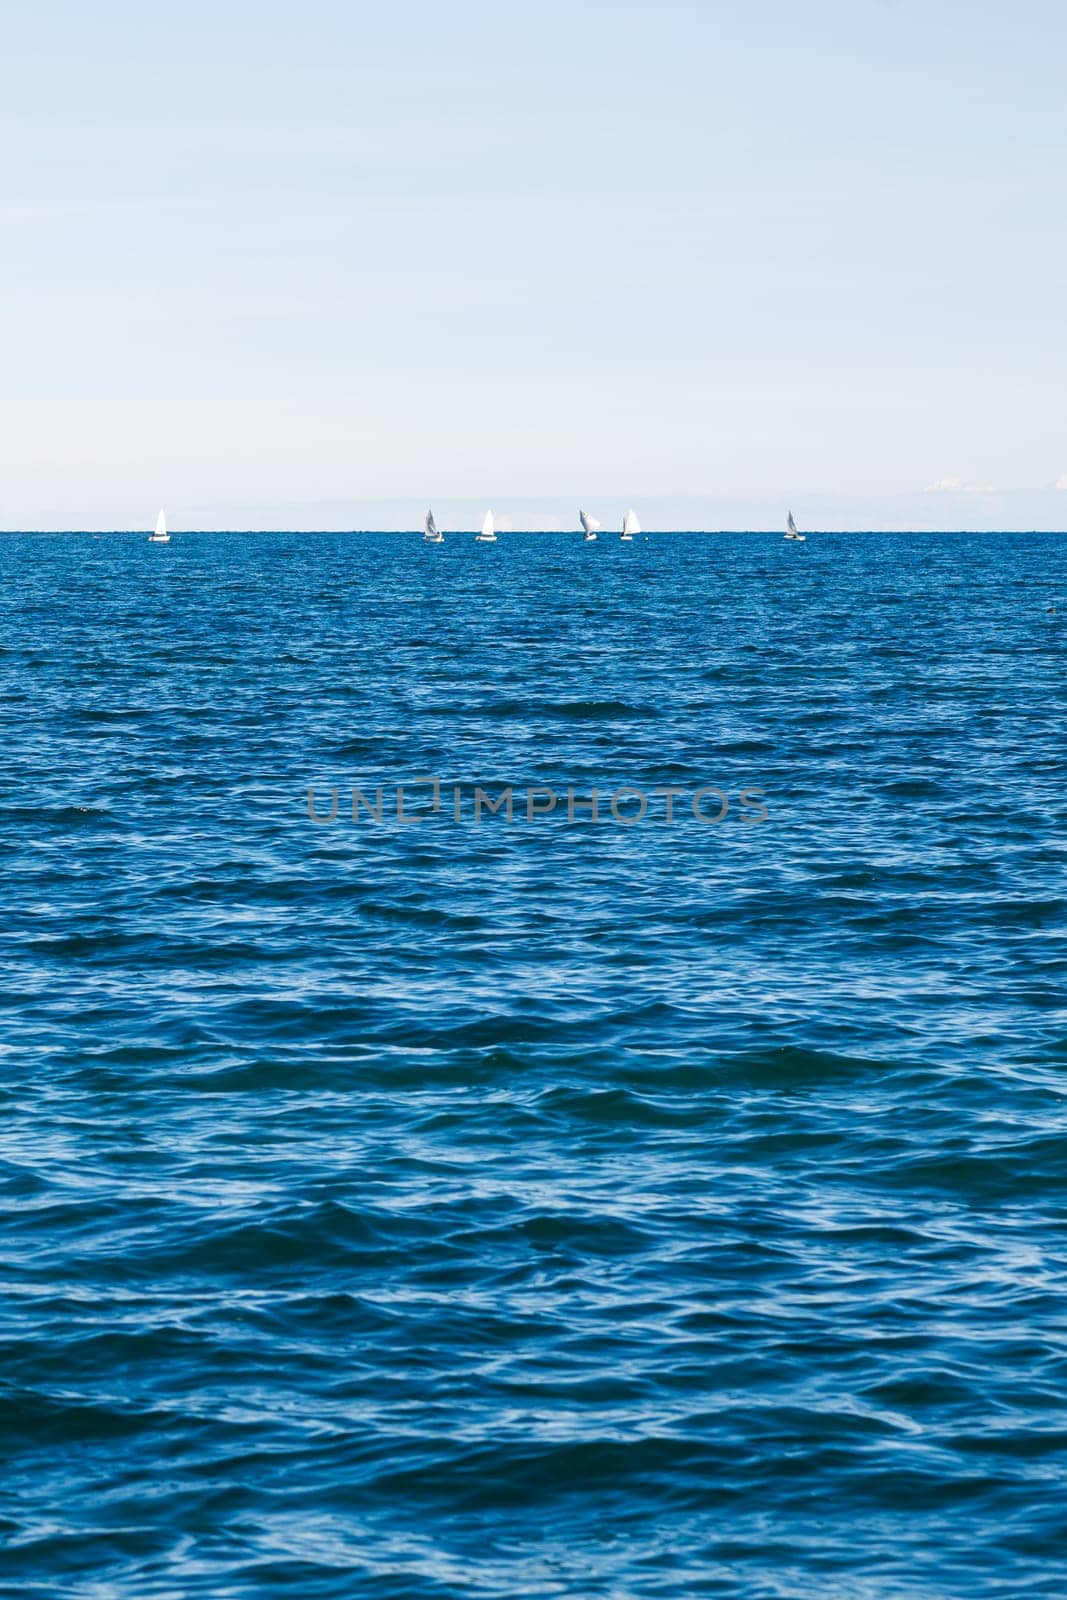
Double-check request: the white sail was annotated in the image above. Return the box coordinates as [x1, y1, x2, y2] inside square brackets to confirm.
[787, 511, 798, 535]
[148, 507, 170, 542]
[580, 509, 600, 539]
[424, 508, 442, 541]
[476, 508, 496, 542]
[621, 508, 640, 539]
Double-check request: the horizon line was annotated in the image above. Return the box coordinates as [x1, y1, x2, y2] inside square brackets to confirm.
[3, 527, 1065, 538]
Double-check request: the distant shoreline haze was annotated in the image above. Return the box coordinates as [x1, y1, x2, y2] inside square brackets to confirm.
[4, 492, 1067, 536]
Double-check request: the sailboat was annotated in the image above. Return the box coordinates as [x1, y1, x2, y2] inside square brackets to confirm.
[475, 509, 497, 543]
[784, 510, 805, 541]
[148, 508, 170, 543]
[423, 509, 443, 543]
[580, 510, 600, 542]
[621, 508, 640, 541]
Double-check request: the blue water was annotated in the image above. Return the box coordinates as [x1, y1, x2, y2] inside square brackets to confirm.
[1, 531, 1065, 1598]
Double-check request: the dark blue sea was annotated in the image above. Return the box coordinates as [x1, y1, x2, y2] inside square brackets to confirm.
[2, 530, 1065, 1599]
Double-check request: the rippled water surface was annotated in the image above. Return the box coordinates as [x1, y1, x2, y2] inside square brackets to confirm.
[2, 531, 1065, 1597]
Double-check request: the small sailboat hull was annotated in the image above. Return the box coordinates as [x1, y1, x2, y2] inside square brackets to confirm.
[476, 509, 497, 542]
[148, 508, 170, 542]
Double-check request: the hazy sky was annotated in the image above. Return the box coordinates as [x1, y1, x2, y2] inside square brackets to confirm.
[2, 0, 1066, 529]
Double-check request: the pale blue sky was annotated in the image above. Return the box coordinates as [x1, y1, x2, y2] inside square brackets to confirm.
[2, 0, 1066, 529]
